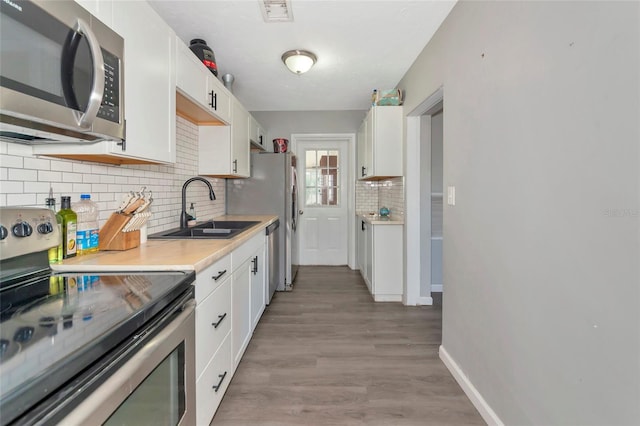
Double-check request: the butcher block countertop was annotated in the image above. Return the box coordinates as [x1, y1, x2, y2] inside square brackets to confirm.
[50, 215, 278, 273]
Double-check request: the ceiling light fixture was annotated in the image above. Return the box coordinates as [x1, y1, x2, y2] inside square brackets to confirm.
[281, 50, 317, 74]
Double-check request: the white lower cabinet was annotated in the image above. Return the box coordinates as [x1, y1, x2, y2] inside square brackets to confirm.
[196, 334, 232, 426]
[357, 217, 403, 302]
[196, 277, 231, 378]
[250, 243, 266, 332]
[231, 258, 252, 370]
[231, 232, 266, 369]
[194, 230, 268, 423]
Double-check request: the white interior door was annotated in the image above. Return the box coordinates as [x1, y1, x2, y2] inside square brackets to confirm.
[296, 140, 348, 265]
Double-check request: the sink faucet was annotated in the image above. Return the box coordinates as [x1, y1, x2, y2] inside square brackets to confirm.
[181, 177, 216, 228]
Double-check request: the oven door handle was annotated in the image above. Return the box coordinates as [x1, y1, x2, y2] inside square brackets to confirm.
[57, 299, 196, 425]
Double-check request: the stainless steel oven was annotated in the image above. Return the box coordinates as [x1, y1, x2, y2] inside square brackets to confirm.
[0, 208, 195, 425]
[0, 0, 125, 144]
[57, 291, 195, 426]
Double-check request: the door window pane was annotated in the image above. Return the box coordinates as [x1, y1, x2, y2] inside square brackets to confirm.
[304, 149, 340, 207]
[305, 151, 317, 167]
[305, 169, 318, 187]
[305, 188, 318, 206]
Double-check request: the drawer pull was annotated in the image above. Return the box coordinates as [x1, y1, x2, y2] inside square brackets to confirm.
[212, 371, 228, 392]
[212, 313, 227, 328]
[212, 269, 227, 281]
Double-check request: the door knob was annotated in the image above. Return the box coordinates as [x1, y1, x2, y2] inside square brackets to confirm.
[298, 210, 304, 215]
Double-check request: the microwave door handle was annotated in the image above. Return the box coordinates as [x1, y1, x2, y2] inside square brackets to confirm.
[70, 19, 105, 129]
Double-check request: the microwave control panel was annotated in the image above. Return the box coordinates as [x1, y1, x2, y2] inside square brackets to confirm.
[97, 49, 121, 124]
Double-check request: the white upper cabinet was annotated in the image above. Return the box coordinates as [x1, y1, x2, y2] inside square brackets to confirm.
[175, 38, 230, 125]
[357, 106, 403, 180]
[357, 119, 368, 180]
[207, 75, 231, 125]
[231, 100, 250, 177]
[249, 115, 267, 151]
[36, 0, 176, 165]
[111, 1, 176, 163]
[198, 97, 250, 178]
[75, 0, 113, 26]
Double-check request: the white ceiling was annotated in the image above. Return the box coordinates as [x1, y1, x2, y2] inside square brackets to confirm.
[148, 0, 457, 112]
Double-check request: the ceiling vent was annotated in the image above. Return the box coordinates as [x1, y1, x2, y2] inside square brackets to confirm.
[260, 0, 293, 22]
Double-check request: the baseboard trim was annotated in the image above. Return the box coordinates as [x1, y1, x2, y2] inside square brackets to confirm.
[439, 345, 504, 426]
[431, 284, 443, 292]
[373, 294, 403, 302]
[416, 296, 433, 305]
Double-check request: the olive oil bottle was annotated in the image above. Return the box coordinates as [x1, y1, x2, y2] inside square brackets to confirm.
[45, 193, 63, 264]
[59, 196, 77, 259]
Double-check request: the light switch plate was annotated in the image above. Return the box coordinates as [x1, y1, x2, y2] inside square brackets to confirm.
[447, 186, 456, 206]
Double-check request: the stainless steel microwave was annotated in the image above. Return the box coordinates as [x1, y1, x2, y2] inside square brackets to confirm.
[0, 0, 125, 144]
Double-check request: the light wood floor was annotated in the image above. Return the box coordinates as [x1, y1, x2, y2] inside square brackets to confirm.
[211, 266, 484, 425]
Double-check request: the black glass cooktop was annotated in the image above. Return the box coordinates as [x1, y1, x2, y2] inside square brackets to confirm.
[0, 270, 195, 424]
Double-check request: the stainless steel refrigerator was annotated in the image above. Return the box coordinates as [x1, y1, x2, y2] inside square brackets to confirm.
[226, 152, 299, 300]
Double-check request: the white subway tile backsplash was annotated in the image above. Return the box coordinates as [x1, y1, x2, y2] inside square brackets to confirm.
[6, 143, 32, 157]
[72, 183, 93, 193]
[24, 181, 51, 193]
[8, 169, 37, 181]
[356, 176, 404, 217]
[7, 193, 36, 206]
[90, 164, 108, 174]
[72, 163, 92, 173]
[0, 155, 23, 168]
[23, 157, 50, 170]
[1, 181, 23, 193]
[91, 184, 109, 193]
[61, 172, 83, 183]
[0, 116, 226, 236]
[50, 160, 73, 172]
[37, 170, 62, 182]
[99, 174, 116, 184]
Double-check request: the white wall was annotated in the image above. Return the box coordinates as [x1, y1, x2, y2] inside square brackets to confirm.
[399, 1, 639, 425]
[0, 117, 226, 235]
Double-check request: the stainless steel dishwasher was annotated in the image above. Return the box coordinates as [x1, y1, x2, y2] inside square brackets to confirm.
[265, 219, 280, 304]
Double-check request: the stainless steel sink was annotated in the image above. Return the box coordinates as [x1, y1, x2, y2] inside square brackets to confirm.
[148, 220, 260, 240]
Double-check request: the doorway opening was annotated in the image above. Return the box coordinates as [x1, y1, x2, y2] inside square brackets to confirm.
[405, 87, 444, 305]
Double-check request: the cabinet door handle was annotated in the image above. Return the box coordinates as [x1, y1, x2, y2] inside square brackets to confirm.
[212, 313, 227, 328]
[233, 159, 238, 173]
[251, 256, 258, 274]
[361, 220, 365, 231]
[212, 269, 227, 281]
[209, 90, 217, 110]
[361, 166, 366, 177]
[212, 371, 228, 392]
[259, 135, 263, 145]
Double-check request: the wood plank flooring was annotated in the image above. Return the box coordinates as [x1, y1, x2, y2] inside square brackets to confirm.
[211, 266, 484, 425]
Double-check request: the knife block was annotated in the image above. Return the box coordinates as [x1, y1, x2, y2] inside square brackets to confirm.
[99, 213, 140, 251]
